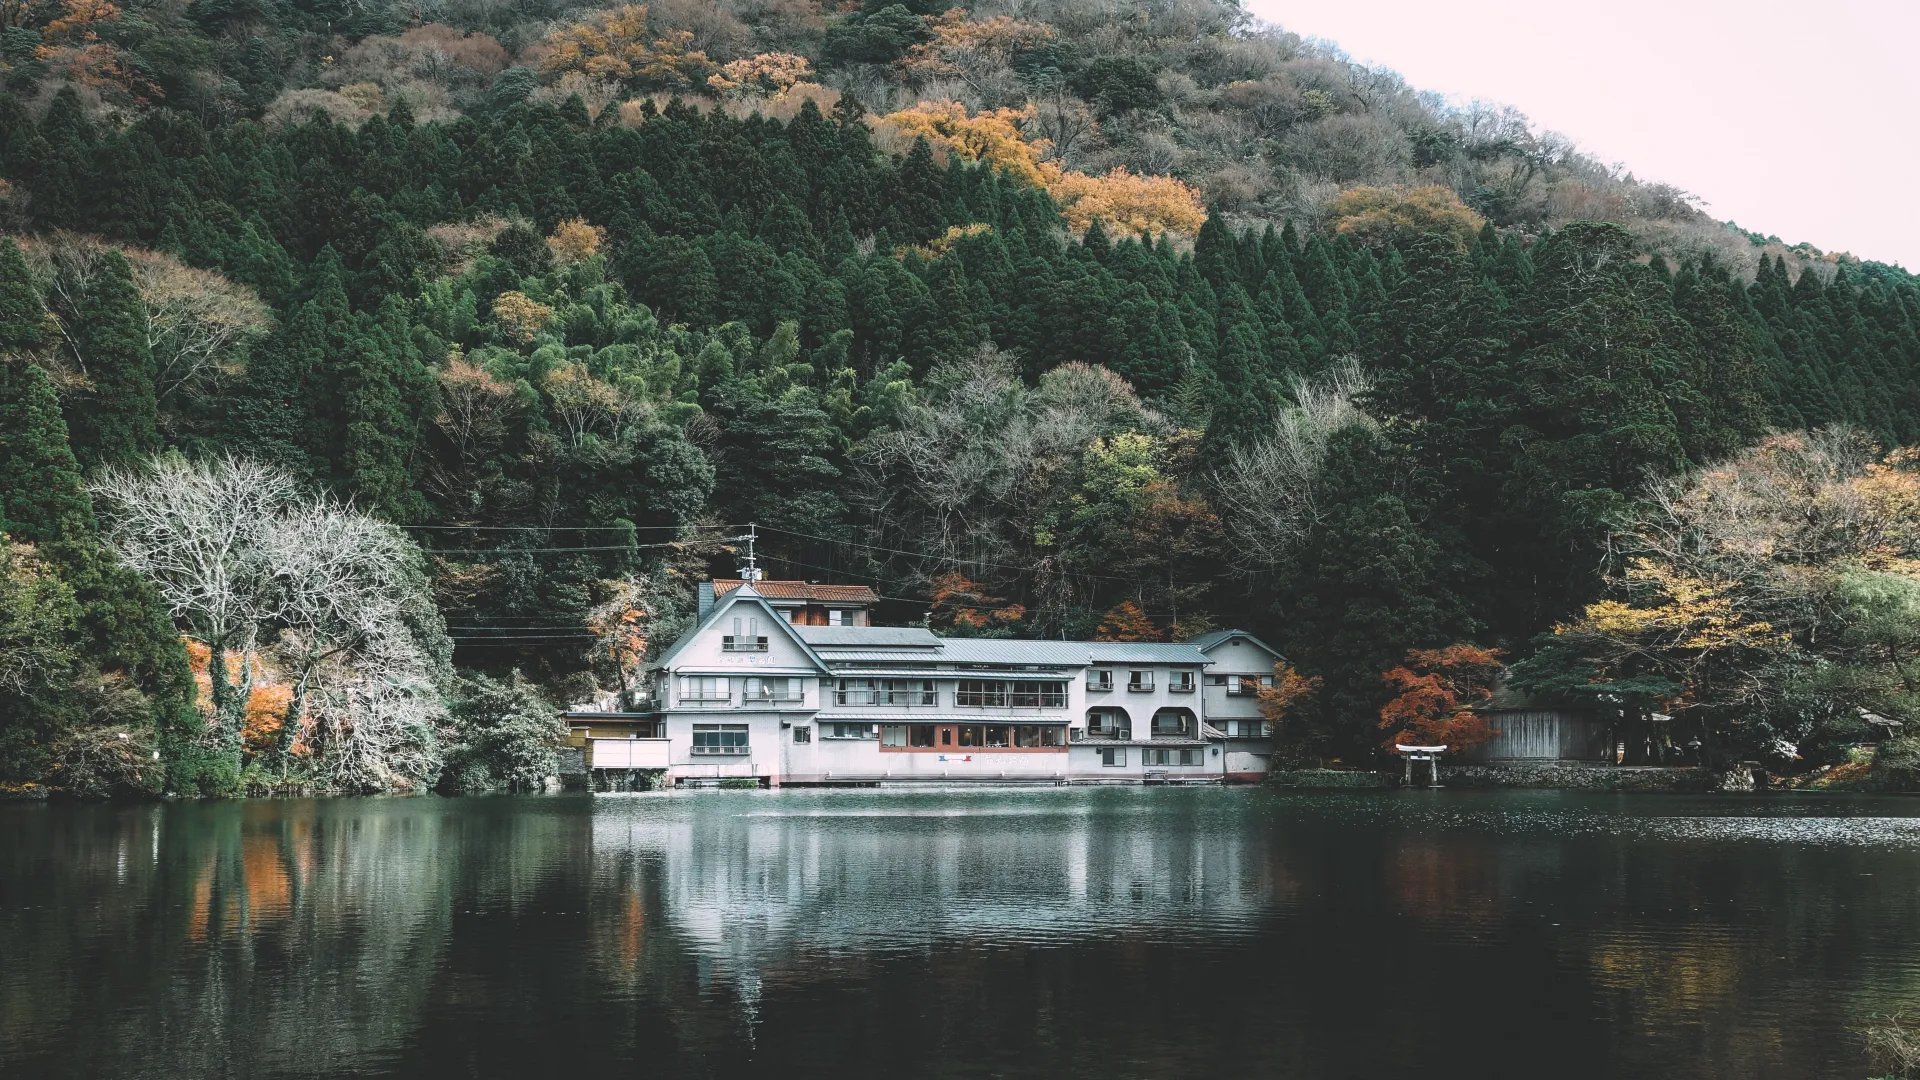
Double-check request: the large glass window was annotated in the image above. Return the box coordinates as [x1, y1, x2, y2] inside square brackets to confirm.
[1014, 725, 1066, 747]
[881, 724, 907, 748]
[959, 680, 1064, 707]
[691, 724, 749, 754]
[680, 676, 730, 703]
[957, 680, 1007, 707]
[1144, 747, 1203, 766]
[1010, 681, 1066, 708]
[826, 722, 877, 739]
[1100, 747, 1126, 767]
[836, 679, 937, 706]
[910, 724, 936, 747]
[745, 677, 800, 702]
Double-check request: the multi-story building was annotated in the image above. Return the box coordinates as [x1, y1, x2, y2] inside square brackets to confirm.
[576, 580, 1282, 787]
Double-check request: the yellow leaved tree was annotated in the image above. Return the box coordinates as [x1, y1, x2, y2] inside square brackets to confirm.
[877, 100, 1208, 240]
[541, 4, 715, 91]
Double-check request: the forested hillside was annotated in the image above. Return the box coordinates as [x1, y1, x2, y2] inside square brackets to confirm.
[1, 0, 1918, 794]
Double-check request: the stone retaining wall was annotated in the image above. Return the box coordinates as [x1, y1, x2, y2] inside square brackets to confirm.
[1266, 769, 1389, 789]
[1436, 762, 1715, 792]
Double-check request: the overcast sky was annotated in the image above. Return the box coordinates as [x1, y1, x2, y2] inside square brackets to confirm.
[1245, 0, 1920, 270]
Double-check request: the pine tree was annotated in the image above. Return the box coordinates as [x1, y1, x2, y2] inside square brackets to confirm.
[62, 250, 159, 470]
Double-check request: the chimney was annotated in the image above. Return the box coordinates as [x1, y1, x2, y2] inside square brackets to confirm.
[697, 581, 715, 624]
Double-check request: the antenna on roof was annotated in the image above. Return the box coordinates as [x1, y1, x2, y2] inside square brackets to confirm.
[740, 522, 763, 581]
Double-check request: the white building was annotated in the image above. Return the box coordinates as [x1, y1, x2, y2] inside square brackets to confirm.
[578, 581, 1282, 787]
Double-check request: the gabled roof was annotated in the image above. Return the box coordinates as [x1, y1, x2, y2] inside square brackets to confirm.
[713, 579, 879, 604]
[650, 582, 829, 673]
[1186, 629, 1285, 661]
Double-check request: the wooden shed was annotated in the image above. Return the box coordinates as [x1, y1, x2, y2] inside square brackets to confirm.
[1457, 685, 1611, 764]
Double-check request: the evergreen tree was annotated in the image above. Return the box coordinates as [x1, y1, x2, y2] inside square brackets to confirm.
[62, 250, 159, 470]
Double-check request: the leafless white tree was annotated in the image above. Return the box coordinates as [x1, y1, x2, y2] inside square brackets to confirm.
[90, 455, 296, 735]
[91, 455, 450, 788]
[1214, 357, 1377, 569]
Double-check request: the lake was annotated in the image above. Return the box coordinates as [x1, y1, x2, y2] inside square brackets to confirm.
[3, 787, 1917, 1079]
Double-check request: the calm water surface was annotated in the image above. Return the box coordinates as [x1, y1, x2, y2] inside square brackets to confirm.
[3, 787, 1918, 1079]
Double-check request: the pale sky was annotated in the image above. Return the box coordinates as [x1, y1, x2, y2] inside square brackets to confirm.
[1246, 0, 1920, 270]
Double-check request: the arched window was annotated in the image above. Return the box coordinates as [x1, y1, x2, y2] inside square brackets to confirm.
[1151, 707, 1195, 739]
[1085, 707, 1130, 739]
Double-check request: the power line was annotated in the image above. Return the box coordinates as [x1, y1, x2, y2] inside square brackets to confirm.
[421, 538, 746, 555]
[401, 523, 743, 532]
[754, 524, 1213, 591]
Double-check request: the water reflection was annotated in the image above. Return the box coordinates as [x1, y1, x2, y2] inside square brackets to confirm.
[4, 789, 1920, 1078]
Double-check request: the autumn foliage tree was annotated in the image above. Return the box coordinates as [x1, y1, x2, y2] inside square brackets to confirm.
[540, 5, 715, 92]
[1092, 600, 1156, 642]
[878, 101, 1206, 237]
[928, 571, 1024, 636]
[1377, 645, 1504, 752]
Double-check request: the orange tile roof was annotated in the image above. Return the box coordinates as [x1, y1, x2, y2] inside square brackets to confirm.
[713, 579, 879, 603]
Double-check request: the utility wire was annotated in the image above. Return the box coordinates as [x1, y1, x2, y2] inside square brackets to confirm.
[752, 524, 1213, 590]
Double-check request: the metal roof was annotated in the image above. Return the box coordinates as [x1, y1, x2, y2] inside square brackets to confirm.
[797, 625, 941, 648]
[1086, 642, 1213, 664]
[1185, 629, 1285, 660]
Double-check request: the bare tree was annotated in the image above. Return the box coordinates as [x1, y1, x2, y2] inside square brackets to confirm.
[1214, 357, 1376, 569]
[92, 455, 451, 788]
[90, 455, 296, 739]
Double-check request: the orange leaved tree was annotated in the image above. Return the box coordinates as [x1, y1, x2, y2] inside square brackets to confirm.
[1377, 645, 1504, 753]
[1092, 600, 1157, 642]
[1256, 661, 1325, 763]
[929, 572, 1025, 636]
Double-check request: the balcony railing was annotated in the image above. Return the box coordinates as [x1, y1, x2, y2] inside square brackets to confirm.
[1078, 727, 1131, 741]
[679, 695, 734, 707]
[690, 744, 750, 755]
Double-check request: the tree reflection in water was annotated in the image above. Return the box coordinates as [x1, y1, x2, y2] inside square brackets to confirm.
[4, 789, 1920, 1079]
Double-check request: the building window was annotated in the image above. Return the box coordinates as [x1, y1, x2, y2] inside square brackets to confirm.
[881, 724, 907, 748]
[723, 616, 768, 652]
[1009, 681, 1066, 708]
[957, 680, 1008, 707]
[829, 608, 846, 626]
[1220, 719, 1271, 738]
[793, 726, 811, 744]
[745, 677, 801, 702]
[1170, 670, 1195, 693]
[1151, 709, 1192, 738]
[1085, 708, 1130, 739]
[1100, 747, 1126, 767]
[691, 724, 749, 754]
[1143, 748, 1203, 766]
[1015, 724, 1066, 747]
[1225, 674, 1268, 697]
[1207, 673, 1227, 686]
[826, 723, 876, 740]
[680, 676, 731, 704]
[958, 680, 1064, 707]
[836, 679, 937, 706]
[1127, 670, 1154, 692]
[1087, 669, 1114, 692]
